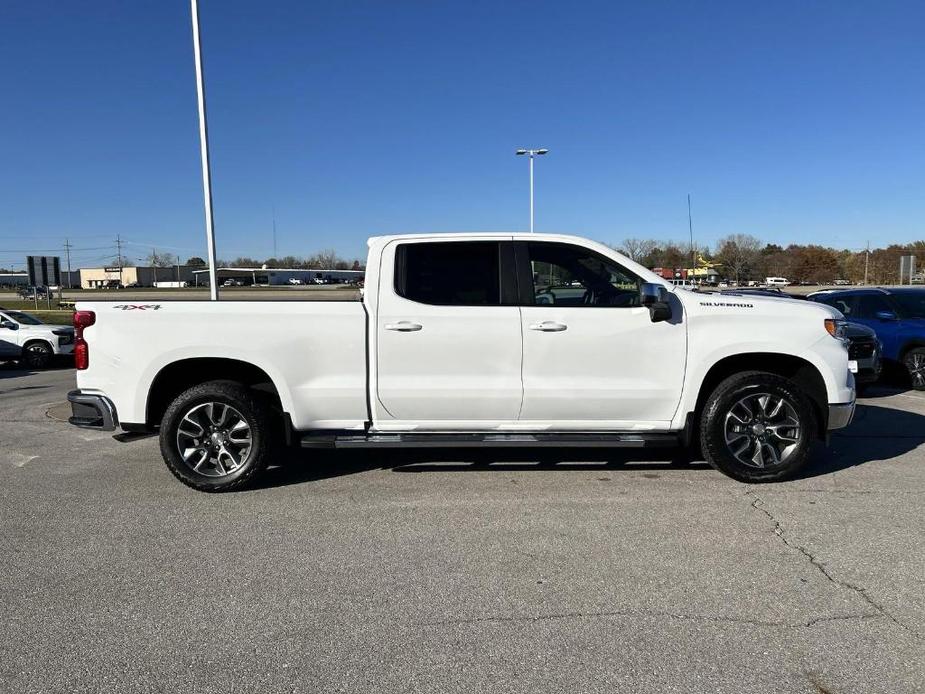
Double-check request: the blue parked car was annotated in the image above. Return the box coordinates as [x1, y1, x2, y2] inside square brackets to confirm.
[808, 287, 925, 390]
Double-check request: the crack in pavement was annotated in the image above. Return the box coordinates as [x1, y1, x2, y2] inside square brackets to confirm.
[746, 490, 921, 640]
[420, 608, 882, 630]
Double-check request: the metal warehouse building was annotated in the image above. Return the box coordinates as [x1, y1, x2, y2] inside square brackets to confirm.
[0, 272, 28, 288]
[75, 266, 200, 288]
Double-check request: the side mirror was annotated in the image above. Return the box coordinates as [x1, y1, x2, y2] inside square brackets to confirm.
[640, 282, 669, 307]
[1, 320, 18, 330]
[640, 282, 672, 323]
[875, 310, 898, 321]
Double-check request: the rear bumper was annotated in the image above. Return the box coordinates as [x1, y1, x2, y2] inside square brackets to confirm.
[827, 400, 856, 430]
[67, 390, 118, 431]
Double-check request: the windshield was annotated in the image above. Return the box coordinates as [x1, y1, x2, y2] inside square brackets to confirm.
[2, 311, 44, 325]
[892, 292, 925, 319]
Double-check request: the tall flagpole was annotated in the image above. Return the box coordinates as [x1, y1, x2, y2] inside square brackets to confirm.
[190, 0, 219, 300]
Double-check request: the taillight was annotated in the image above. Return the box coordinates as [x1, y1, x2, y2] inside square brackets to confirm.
[73, 310, 95, 370]
[74, 310, 95, 331]
[74, 340, 89, 370]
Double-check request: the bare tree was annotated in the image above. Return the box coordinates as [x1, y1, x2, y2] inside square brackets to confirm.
[311, 249, 340, 269]
[715, 234, 762, 283]
[145, 251, 172, 268]
[615, 238, 658, 263]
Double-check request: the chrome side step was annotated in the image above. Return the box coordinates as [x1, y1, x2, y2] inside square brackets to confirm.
[300, 432, 681, 449]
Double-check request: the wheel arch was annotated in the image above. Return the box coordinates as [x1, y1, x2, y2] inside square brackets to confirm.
[145, 357, 285, 428]
[899, 339, 925, 361]
[21, 337, 53, 351]
[693, 353, 829, 438]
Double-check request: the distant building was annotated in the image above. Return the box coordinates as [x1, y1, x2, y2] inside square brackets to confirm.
[75, 266, 199, 289]
[652, 267, 687, 280]
[0, 272, 28, 288]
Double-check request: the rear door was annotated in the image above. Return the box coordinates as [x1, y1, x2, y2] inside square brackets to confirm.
[516, 241, 686, 428]
[374, 238, 523, 427]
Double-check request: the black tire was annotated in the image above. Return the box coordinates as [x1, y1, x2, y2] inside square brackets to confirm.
[700, 371, 817, 483]
[22, 340, 52, 368]
[902, 348, 925, 391]
[159, 380, 275, 492]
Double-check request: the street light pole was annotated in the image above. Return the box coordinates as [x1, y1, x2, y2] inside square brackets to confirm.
[516, 148, 548, 233]
[190, 0, 219, 300]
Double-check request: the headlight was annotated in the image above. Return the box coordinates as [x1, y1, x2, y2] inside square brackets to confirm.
[824, 318, 849, 344]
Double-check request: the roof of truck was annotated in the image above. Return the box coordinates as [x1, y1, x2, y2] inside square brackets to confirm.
[367, 232, 593, 246]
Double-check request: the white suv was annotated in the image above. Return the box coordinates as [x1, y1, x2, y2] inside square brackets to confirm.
[0, 308, 74, 368]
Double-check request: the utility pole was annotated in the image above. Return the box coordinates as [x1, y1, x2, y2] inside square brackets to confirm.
[116, 234, 124, 285]
[190, 0, 220, 300]
[272, 207, 277, 258]
[863, 241, 870, 286]
[63, 239, 72, 289]
[687, 193, 696, 274]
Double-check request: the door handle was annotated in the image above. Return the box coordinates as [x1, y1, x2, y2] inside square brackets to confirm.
[529, 321, 567, 332]
[384, 321, 423, 332]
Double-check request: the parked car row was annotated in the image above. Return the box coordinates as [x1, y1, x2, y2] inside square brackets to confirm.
[717, 286, 925, 390]
[808, 288, 925, 390]
[0, 307, 74, 368]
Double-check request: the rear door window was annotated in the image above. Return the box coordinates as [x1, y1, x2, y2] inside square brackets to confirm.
[395, 241, 501, 306]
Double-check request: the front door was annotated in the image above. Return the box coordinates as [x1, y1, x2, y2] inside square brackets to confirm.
[374, 238, 523, 427]
[516, 241, 687, 429]
[850, 293, 903, 357]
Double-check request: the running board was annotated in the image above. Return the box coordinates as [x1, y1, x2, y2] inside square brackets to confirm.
[300, 432, 682, 449]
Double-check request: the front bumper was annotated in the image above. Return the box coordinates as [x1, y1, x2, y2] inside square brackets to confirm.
[827, 400, 856, 430]
[67, 390, 118, 431]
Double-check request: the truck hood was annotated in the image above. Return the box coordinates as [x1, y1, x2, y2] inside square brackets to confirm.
[673, 288, 843, 320]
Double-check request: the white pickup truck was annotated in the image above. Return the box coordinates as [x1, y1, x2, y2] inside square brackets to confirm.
[67, 233, 855, 491]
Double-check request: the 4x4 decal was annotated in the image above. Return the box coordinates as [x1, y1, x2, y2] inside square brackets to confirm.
[112, 304, 162, 311]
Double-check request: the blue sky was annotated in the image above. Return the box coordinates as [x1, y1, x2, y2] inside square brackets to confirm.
[1, 1, 923, 268]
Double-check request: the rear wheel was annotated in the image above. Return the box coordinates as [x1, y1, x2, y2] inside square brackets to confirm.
[159, 380, 274, 492]
[903, 348, 925, 391]
[22, 341, 52, 368]
[700, 371, 817, 482]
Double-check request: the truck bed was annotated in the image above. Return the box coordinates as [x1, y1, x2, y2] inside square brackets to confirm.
[75, 300, 368, 430]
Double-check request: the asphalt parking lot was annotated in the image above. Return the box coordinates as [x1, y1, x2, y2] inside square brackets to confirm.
[1, 366, 923, 693]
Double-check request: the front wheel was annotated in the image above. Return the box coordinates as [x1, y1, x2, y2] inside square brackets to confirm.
[22, 341, 52, 368]
[159, 380, 274, 492]
[903, 348, 925, 391]
[700, 371, 817, 483]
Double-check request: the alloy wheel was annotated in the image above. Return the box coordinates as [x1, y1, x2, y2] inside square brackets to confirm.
[176, 402, 253, 477]
[723, 392, 801, 468]
[24, 343, 50, 367]
[908, 353, 925, 389]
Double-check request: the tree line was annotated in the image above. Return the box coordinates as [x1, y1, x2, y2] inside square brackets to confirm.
[612, 235, 925, 284]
